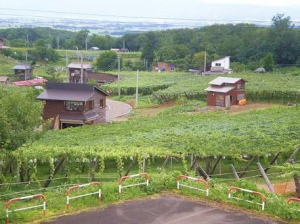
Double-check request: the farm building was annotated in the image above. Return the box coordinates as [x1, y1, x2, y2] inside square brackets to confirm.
[13, 64, 33, 80]
[152, 62, 175, 72]
[255, 67, 266, 73]
[205, 77, 246, 107]
[68, 62, 93, 84]
[203, 56, 232, 75]
[68, 62, 117, 85]
[0, 76, 10, 85]
[0, 37, 9, 49]
[37, 82, 108, 129]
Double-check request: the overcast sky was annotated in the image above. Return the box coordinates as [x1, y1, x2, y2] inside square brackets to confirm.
[1, 0, 299, 22]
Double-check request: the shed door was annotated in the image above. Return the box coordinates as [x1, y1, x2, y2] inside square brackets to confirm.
[215, 95, 224, 107]
[225, 95, 231, 108]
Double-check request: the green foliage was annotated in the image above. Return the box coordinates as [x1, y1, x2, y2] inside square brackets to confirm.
[0, 86, 43, 152]
[260, 53, 275, 71]
[231, 62, 247, 72]
[95, 51, 118, 71]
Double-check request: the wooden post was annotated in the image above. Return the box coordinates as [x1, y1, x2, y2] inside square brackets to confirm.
[257, 162, 275, 194]
[43, 157, 66, 188]
[142, 157, 146, 172]
[190, 156, 199, 171]
[162, 156, 170, 168]
[195, 165, 209, 180]
[125, 157, 136, 176]
[206, 157, 211, 174]
[287, 147, 300, 164]
[239, 156, 256, 178]
[210, 156, 222, 175]
[264, 153, 280, 173]
[230, 164, 240, 180]
[294, 174, 300, 198]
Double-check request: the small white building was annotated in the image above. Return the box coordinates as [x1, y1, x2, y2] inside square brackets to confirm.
[211, 56, 231, 70]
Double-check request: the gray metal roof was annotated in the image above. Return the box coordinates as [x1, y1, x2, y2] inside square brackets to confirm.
[13, 65, 31, 70]
[0, 76, 9, 82]
[68, 62, 92, 69]
[205, 86, 235, 93]
[37, 89, 94, 101]
[209, 77, 242, 86]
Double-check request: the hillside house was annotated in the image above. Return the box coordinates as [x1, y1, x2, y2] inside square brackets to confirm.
[0, 37, 9, 49]
[68, 62, 93, 83]
[0, 76, 10, 85]
[205, 77, 246, 107]
[37, 82, 108, 129]
[203, 56, 232, 75]
[68, 62, 117, 85]
[152, 62, 175, 72]
[13, 65, 33, 80]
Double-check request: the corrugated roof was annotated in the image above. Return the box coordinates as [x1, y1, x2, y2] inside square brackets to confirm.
[205, 86, 235, 93]
[209, 77, 242, 85]
[0, 76, 9, 82]
[37, 89, 94, 101]
[68, 62, 92, 69]
[13, 65, 31, 70]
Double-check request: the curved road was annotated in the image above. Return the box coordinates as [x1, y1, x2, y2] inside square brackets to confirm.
[106, 99, 132, 121]
[46, 197, 283, 224]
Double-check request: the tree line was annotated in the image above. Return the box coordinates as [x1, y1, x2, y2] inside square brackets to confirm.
[0, 14, 299, 71]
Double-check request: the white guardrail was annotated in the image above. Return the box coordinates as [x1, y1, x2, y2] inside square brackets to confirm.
[176, 175, 209, 196]
[66, 182, 101, 211]
[5, 194, 46, 224]
[119, 173, 150, 194]
[228, 186, 266, 210]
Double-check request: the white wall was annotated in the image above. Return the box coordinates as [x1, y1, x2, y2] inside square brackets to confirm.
[211, 56, 230, 70]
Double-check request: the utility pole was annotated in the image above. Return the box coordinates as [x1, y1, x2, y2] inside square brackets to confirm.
[118, 54, 121, 97]
[85, 37, 88, 51]
[80, 54, 83, 84]
[57, 36, 60, 50]
[25, 52, 28, 80]
[135, 70, 139, 108]
[65, 51, 69, 82]
[123, 39, 125, 49]
[204, 50, 207, 73]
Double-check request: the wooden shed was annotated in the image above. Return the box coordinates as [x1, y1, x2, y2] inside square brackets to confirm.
[205, 77, 246, 107]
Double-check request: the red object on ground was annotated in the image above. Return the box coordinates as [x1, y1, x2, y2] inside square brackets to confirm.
[12, 78, 47, 86]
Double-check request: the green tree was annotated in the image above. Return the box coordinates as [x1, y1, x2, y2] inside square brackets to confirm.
[260, 53, 275, 71]
[95, 51, 118, 71]
[0, 86, 43, 152]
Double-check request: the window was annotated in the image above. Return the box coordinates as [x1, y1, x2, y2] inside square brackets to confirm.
[65, 101, 84, 111]
[237, 84, 245, 90]
[215, 63, 222, 66]
[100, 99, 106, 108]
[86, 100, 94, 110]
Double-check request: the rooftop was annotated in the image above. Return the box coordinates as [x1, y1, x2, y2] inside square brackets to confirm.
[13, 65, 31, 70]
[0, 76, 9, 82]
[205, 86, 235, 93]
[37, 82, 108, 101]
[68, 62, 93, 69]
[209, 77, 243, 86]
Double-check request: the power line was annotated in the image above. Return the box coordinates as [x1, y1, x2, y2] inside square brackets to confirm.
[0, 7, 282, 23]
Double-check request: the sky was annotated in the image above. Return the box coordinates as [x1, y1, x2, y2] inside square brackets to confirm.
[0, 0, 299, 23]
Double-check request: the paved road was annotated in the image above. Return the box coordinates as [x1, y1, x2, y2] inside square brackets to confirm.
[47, 197, 283, 224]
[106, 99, 132, 121]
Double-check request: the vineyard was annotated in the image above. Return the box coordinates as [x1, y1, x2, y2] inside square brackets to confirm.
[104, 70, 300, 103]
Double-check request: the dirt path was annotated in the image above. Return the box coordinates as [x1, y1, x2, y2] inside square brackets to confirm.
[45, 196, 283, 224]
[228, 103, 274, 115]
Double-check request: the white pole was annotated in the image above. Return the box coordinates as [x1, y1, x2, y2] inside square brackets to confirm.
[66, 51, 69, 83]
[80, 54, 83, 84]
[204, 50, 207, 73]
[135, 70, 139, 108]
[118, 54, 121, 97]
